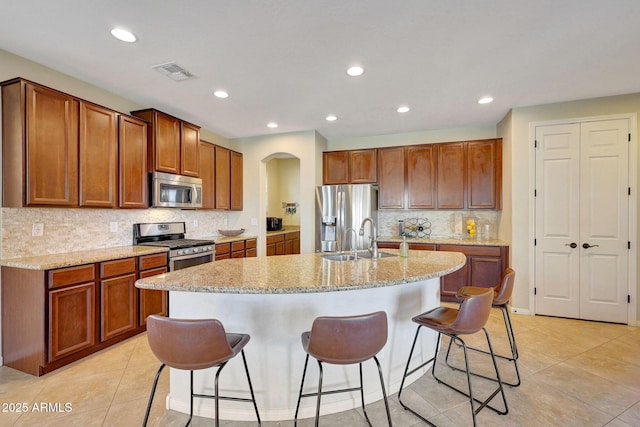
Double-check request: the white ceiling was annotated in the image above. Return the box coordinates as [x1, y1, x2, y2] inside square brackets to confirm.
[1, 0, 639, 140]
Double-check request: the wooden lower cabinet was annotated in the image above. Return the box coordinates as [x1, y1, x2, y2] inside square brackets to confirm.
[284, 232, 300, 255]
[245, 238, 257, 257]
[215, 242, 231, 260]
[0, 252, 168, 376]
[48, 282, 96, 362]
[266, 234, 285, 256]
[438, 244, 509, 301]
[216, 238, 257, 259]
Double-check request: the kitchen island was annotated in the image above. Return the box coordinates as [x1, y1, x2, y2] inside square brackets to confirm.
[135, 249, 465, 421]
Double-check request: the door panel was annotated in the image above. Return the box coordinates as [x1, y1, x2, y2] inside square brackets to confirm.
[535, 124, 581, 318]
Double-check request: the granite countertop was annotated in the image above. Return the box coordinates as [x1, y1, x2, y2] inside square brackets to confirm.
[0, 246, 168, 270]
[214, 234, 258, 244]
[135, 249, 465, 294]
[378, 236, 509, 246]
[266, 225, 300, 237]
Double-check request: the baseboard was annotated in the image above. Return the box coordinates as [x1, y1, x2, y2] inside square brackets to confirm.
[511, 307, 530, 315]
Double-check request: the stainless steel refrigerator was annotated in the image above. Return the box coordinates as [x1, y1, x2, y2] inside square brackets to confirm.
[315, 184, 378, 253]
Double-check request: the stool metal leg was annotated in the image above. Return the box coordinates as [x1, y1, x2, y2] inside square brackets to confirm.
[240, 349, 262, 425]
[142, 363, 167, 427]
[294, 354, 310, 426]
[373, 355, 393, 427]
[315, 360, 323, 427]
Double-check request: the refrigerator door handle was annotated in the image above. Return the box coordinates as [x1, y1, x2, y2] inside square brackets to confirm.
[338, 190, 344, 252]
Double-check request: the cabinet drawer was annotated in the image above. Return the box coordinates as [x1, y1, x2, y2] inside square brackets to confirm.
[139, 253, 167, 270]
[409, 243, 437, 251]
[100, 258, 136, 279]
[438, 244, 502, 257]
[48, 264, 96, 289]
[216, 243, 231, 255]
[231, 250, 245, 258]
[139, 266, 167, 279]
[267, 234, 284, 244]
[285, 232, 300, 241]
[245, 238, 257, 249]
[378, 242, 400, 249]
[231, 241, 245, 252]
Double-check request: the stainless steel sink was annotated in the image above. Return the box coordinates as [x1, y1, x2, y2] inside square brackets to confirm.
[321, 251, 397, 261]
[321, 254, 357, 261]
[357, 251, 397, 259]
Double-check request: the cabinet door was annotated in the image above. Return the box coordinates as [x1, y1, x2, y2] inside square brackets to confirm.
[215, 145, 230, 209]
[199, 141, 216, 209]
[469, 256, 504, 288]
[407, 145, 436, 209]
[180, 122, 200, 177]
[154, 111, 181, 174]
[101, 273, 137, 341]
[48, 282, 95, 362]
[119, 115, 148, 208]
[79, 102, 117, 207]
[25, 83, 79, 206]
[230, 150, 243, 210]
[139, 267, 168, 325]
[378, 147, 405, 209]
[350, 149, 377, 183]
[436, 142, 466, 209]
[467, 139, 501, 209]
[323, 151, 349, 184]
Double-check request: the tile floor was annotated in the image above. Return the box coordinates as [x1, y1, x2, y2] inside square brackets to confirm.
[0, 309, 639, 427]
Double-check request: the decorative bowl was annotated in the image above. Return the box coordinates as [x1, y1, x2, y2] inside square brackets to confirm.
[218, 229, 246, 237]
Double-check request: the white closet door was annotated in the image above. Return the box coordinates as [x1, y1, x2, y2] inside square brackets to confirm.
[535, 119, 629, 323]
[579, 119, 629, 323]
[535, 123, 581, 318]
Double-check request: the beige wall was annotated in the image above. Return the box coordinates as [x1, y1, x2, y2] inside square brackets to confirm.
[266, 158, 301, 226]
[503, 93, 640, 321]
[232, 131, 325, 255]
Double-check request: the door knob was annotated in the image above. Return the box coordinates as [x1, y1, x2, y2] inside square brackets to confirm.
[582, 243, 599, 249]
[565, 242, 577, 248]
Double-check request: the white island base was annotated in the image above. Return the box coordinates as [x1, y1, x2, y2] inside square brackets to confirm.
[166, 277, 440, 422]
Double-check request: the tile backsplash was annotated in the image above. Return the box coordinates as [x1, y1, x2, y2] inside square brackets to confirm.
[378, 210, 500, 239]
[1, 208, 229, 259]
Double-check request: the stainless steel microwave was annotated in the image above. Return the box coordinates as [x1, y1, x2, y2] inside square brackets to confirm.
[151, 171, 202, 208]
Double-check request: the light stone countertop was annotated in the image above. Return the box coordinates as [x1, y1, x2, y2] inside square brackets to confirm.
[378, 236, 509, 246]
[135, 249, 466, 294]
[0, 246, 168, 270]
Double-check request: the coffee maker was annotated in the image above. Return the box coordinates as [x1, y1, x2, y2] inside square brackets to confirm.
[266, 217, 283, 231]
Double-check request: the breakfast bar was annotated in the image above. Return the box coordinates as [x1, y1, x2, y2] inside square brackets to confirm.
[135, 250, 466, 421]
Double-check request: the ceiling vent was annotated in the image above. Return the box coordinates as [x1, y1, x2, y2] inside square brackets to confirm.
[152, 62, 193, 81]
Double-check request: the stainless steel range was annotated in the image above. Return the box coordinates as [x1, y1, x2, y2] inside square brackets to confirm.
[133, 222, 215, 271]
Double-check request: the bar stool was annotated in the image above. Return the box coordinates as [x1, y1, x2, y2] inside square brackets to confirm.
[446, 268, 521, 387]
[294, 311, 392, 427]
[142, 315, 261, 427]
[397, 288, 508, 426]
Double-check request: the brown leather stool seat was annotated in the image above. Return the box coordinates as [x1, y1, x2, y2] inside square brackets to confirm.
[142, 315, 261, 427]
[446, 268, 521, 387]
[398, 288, 508, 426]
[294, 311, 392, 426]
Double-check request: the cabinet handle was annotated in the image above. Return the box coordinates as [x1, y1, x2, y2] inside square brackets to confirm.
[582, 243, 599, 249]
[565, 243, 577, 248]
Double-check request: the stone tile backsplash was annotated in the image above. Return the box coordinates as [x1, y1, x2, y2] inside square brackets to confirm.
[1, 208, 229, 259]
[378, 210, 500, 239]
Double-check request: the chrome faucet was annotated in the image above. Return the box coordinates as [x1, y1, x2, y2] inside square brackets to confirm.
[359, 217, 378, 259]
[346, 228, 359, 260]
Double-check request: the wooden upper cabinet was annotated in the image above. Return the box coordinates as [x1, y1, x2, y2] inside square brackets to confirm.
[377, 146, 405, 209]
[215, 145, 230, 209]
[230, 150, 243, 211]
[349, 149, 377, 183]
[199, 141, 216, 209]
[131, 109, 201, 177]
[79, 102, 117, 207]
[9, 82, 80, 207]
[118, 115, 148, 208]
[436, 142, 466, 209]
[407, 145, 436, 209]
[323, 151, 349, 184]
[467, 139, 502, 209]
[180, 122, 200, 177]
[153, 111, 181, 174]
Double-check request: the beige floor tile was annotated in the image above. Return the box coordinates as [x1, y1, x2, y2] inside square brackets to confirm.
[568, 351, 640, 394]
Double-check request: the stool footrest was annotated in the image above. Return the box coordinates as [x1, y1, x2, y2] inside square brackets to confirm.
[192, 393, 257, 403]
[300, 386, 361, 399]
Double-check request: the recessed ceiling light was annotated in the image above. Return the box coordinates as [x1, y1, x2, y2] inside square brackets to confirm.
[213, 90, 229, 99]
[267, 122, 278, 129]
[346, 66, 364, 77]
[397, 106, 410, 113]
[478, 96, 494, 104]
[325, 115, 337, 122]
[110, 28, 136, 43]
